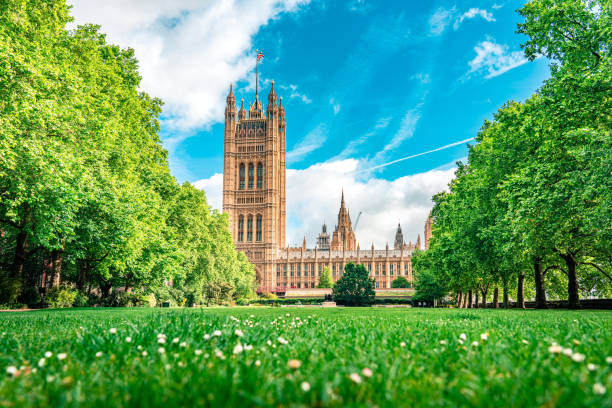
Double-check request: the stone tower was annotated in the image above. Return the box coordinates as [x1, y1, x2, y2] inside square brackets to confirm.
[222, 82, 286, 289]
[316, 223, 331, 250]
[330, 191, 357, 251]
[424, 211, 433, 250]
[394, 223, 404, 250]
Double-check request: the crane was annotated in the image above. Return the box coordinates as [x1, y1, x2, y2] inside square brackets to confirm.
[353, 211, 363, 230]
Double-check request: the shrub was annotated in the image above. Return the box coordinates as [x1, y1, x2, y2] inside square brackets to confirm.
[391, 277, 411, 288]
[19, 286, 41, 308]
[317, 267, 333, 288]
[46, 285, 78, 308]
[72, 292, 89, 308]
[332, 263, 375, 306]
[259, 291, 278, 300]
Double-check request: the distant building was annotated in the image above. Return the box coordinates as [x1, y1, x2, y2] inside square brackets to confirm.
[222, 83, 429, 293]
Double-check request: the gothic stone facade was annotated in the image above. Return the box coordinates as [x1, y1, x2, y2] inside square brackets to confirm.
[222, 84, 428, 292]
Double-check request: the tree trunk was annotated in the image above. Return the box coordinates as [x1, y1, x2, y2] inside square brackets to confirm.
[457, 291, 463, 308]
[100, 281, 112, 299]
[467, 290, 473, 308]
[481, 289, 488, 308]
[462, 292, 468, 308]
[474, 292, 479, 308]
[503, 280, 509, 308]
[493, 287, 499, 308]
[2, 230, 28, 303]
[51, 249, 62, 287]
[517, 271, 525, 309]
[534, 260, 547, 309]
[560, 253, 581, 309]
[77, 260, 88, 292]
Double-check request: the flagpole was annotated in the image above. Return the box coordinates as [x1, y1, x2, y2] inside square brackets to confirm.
[255, 50, 259, 97]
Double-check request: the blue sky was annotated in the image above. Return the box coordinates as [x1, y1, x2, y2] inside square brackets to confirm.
[71, 0, 550, 247]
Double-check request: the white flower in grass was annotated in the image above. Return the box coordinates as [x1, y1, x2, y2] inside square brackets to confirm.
[572, 339, 581, 345]
[57, 353, 67, 360]
[459, 333, 467, 341]
[267, 340, 272, 346]
[361, 367, 373, 378]
[125, 337, 132, 343]
[606, 357, 612, 364]
[233, 344, 244, 355]
[157, 333, 165, 339]
[571, 353, 585, 362]
[278, 337, 288, 345]
[6, 366, 17, 376]
[255, 360, 261, 367]
[234, 329, 244, 337]
[285, 313, 290, 317]
[471, 341, 479, 347]
[562, 348, 573, 357]
[142, 351, 148, 357]
[38, 358, 45, 368]
[180, 341, 187, 348]
[95, 351, 103, 358]
[400, 342, 406, 348]
[158, 338, 166, 344]
[301, 382, 311, 392]
[548, 344, 563, 354]
[215, 350, 225, 360]
[213, 330, 222, 337]
[44, 351, 52, 358]
[194, 349, 202, 356]
[109, 328, 117, 334]
[244, 344, 253, 351]
[587, 363, 597, 371]
[458, 339, 464, 345]
[593, 383, 606, 395]
[480, 333, 488, 341]
[349, 373, 362, 384]
[288, 359, 301, 369]
[440, 340, 447, 345]
[46, 375, 55, 382]
[158, 347, 165, 354]
[203, 334, 210, 341]
[178, 361, 185, 368]
[172, 338, 179, 344]
[522, 340, 529, 345]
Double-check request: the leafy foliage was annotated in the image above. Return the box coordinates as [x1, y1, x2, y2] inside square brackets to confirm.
[391, 277, 410, 288]
[332, 263, 375, 306]
[317, 266, 334, 288]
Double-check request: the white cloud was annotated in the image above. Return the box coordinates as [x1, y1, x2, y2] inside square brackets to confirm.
[411, 72, 431, 84]
[286, 123, 327, 163]
[68, 0, 311, 131]
[368, 106, 422, 167]
[194, 160, 456, 248]
[192, 173, 223, 211]
[279, 84, 312, 104]
[429, 7, 455, 36]
[329, 98, 341, 115]
[468, 39, 528, 78]
[453, 8, 495, 30]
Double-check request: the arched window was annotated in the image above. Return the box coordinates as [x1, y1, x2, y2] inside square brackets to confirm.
[237, 215, 244, 242]
[256, 214, 262, 241]
[247, 215, 253, 241]
[239, 164, 245, 190]
[248, 164, 254, 189]
[257, 163, 263, 189]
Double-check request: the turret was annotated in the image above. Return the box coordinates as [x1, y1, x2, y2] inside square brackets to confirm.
[225, 83, 236, 124]
[238, 98, 246, 121]
[268, 81, 277, 107]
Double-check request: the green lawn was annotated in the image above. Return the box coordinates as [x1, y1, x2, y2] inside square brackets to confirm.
[1, 307, 610, 407]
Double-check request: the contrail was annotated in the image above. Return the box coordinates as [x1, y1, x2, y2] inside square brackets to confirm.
[355, 137, 475, 173]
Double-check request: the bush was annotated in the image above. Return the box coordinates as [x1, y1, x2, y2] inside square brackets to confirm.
[19, 286, 41, 307]
[259, 291, 278, 300]
[332, 263, 375, 306]
[391, 277, 411, 288]
[46, 285, 78, 308]
[72, 292, 89, 307]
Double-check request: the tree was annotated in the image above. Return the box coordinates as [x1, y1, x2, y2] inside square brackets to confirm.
[391, 276, 410, 288]
[317, 266, 333, 288]
[332, 263, 375, 306]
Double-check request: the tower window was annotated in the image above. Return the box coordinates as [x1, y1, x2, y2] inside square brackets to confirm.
[237, 215, 244, 242]
[257, 163, 263, 189]
[239, 164, 245, 190]
[247, 215, 253, 241]
[248, 163, 254, 189]
[256, 214, 262, 242]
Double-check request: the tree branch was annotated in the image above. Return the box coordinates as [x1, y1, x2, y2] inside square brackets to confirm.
[578, 261, 612, 283]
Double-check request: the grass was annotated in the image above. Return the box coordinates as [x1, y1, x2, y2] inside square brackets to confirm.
[0, 307, 610, 407]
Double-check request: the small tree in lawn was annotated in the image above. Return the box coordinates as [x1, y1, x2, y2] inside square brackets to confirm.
[317, 267, 333, 288]
[332, 263, 375, 306]
[391, 277, 410, 288]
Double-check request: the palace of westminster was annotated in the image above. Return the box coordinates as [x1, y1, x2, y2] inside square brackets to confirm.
[222, 82, 432, 293]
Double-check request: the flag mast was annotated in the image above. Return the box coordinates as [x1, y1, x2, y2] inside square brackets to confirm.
[256, 49, 264, 97]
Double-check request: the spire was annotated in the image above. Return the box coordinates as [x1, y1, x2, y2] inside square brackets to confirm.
[268, 80, 277, 105]
[341, 189, 345, 208]
[238, 98, 246, 120]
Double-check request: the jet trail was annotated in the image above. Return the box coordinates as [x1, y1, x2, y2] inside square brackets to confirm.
[355, 137, 475, 173]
